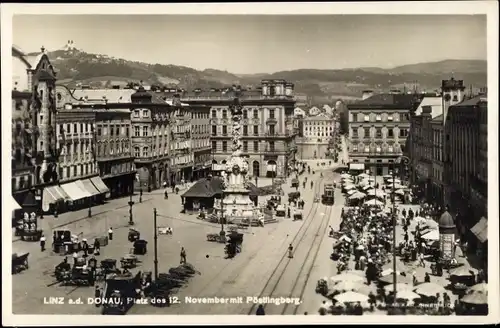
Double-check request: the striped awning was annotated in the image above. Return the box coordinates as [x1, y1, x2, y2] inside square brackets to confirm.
[90, 176, 110, 198]
[11, 196, 21, 210]
[61, 182, 91, 201]
[76, 179, 101, 197]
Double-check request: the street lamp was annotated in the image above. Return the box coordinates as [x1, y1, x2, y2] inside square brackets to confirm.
[391, 155, 410, 304]
[128, 193, 135, 225]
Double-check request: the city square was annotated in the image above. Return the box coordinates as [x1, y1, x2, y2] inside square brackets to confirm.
[6, 7, 494, 321]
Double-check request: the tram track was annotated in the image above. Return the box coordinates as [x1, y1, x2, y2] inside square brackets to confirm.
[187, 174, 325, 308]
[247, 172, 330, 315]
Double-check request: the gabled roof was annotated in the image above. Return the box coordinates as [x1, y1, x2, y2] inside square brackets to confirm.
[414, 96, 443, 119]
[181, 177, 225, 198]
[24, 53, 45, 70]
[431, 114, 444, 122]
[453, 95, 486, 107]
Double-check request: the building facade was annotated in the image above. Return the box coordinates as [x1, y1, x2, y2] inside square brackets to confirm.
[444, 95, 486, 242]
[182, 80, 297, 178]
[191, 105, 212, 180]
[430, 115, 445, 205]
[347, 93, 418, 176]
[296, 113, 335, 159]
[168, 98, 194, 184]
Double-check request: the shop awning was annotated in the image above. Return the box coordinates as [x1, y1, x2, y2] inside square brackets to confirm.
[61, 182, 92, 201]
[470, 217, 488, 243]
[77, 179, 101, 197]
[90, 176, 110, 198]
[52, 185, 70, 200]
[11, 196, 21, 210]
[349, 163, 365, 171]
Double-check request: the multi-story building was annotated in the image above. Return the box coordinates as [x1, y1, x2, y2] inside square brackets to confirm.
[444, 95, 487, 247]
[191, 104, 212, 180]
[347, 92, 418, 175]
[296, 113, 335, 159]
[168, 96, 194, 184]
[181, 80, 297, 178]
[430, 115, 445, 205]
[409, 96, 442, 201]
[11, 46, 58, 210]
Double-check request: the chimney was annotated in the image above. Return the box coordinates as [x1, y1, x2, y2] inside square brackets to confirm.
[362, 90, 374, 100]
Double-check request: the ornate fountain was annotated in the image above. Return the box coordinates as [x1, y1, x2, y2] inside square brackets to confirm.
[218, 88, 257, 225]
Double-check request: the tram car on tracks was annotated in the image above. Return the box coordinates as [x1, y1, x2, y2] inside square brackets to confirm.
[322, 183, 335, 205]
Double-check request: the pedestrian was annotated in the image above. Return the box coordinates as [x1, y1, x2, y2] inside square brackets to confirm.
[164, 189, 169, 199]
[180, 247, 187, 264]
[73, 251, 79, 266]
[82, 238, 89, 258]
[288, 244, 294, 258]
[94, 286, 102, 307]
[424, 272, 431, 283]
[40, 234, 46, 252]
[256, 304, 265, 315]
[108, 227, 113, 241]
[139, 188, 143, 202]
[319, 301, 328, 315]
[94, 238, 101, 256]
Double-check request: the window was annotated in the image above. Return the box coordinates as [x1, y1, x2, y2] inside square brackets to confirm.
[364, 146, 369, 153]
[269, 141, 275, 151]
[222, 141, 227, 152]
[110, 125, 114, 136]
[352, 114, 357, 122]
[126, 127, 130, 137]
[269, 109, 275, 119]
[80, 123, 83, 133]
[67, 124, 71, 134]
[66, 167, 70, 178]
[133, 110, 140, 118]
[388, 114, 393, 121]
[364, 128, 370, 138]
[352, 129, 358, 138]
[212, 141, 217, 150]
[74, 123, 77, 133]
[243, 141, 248, 152]
[243, 110, 248, 119]
[243, 125, 248, 136]
[59, 124, 64, 135]
[269, 125, 275, 135]
[143, 126, 149, 136]
[134, 126, 140, 136]
[394, 114, 400, 122]
[222, 110, 228, 119]
[352, 144, 358, 152]
[142, 147, 149, 157]
[254, 141, 259, 152]
[400, 129, 409, 137]
[212, 110, 217, 118]
[222, 125, 227, 135]
[401, 144, 406, 153]
[253, 125, 259, 135]
[376, 128, 382, 138]
[376, 114, 381, 121]
[116, 126, 120, 136]
[388, 129, 394, 138]
[212, 126, 217, 136]
[453, 95, 458, 102]
[143, 110, 149, 117]
[364, 114, 370, 122]
[376, 145, 381, 153]
[73, 166, 77, 177]
[253, 109, 259, 119]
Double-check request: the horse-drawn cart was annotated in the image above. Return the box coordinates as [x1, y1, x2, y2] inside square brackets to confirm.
[293, 209, 303, 221]
[12, 253, 29, 274]
[207, 232, 227, 243]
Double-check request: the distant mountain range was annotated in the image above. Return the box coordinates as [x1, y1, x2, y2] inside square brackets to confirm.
[40, 47, 487, 101]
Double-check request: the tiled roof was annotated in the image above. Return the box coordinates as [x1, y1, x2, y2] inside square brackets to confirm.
[71, 89, 136, 103]
[453, 95, 486, 107]
[414, 96, 443, 119]
[181, 177, 225, 198]
[431, 114, 444, 122]
[355, 93, 416, 107]
[24, 53, 45, 70]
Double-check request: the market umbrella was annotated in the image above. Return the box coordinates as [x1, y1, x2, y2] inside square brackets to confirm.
[333, 280, 367, 293]
[358, 173, 369, 178]
[421, 229, 440, 241]
[349, 192, 366, 200]
[341, 173, 351, 178]
[347, 189, 357, 196]
[414, 216, 426, 224]
[334, 291, 369, 304]
[344, 184, 357, 191]
[394, 189, 406, 196]
[356, 283, 378, 296]
[449, 265, 478, 278]
[414, 282, 446, 297]
[395, 290, 421, 301]
[367, 189, 386, 197]
[461, 290, 488, 305]
[365, 199, 384, 206]
[384, 283, 413, 293]
[379, 273, 413, 285]
[330, 273, 365, 284]
[468, 282, 488, 293]
[386, 177, 401, 183]
[382, 174, 393, 179]
[423, 219, 439, 230]
[367, 177, 376, 182]
[382, 260, 408, 276]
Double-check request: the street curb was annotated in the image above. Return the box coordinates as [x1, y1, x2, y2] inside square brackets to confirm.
[12, 198, 154, 243]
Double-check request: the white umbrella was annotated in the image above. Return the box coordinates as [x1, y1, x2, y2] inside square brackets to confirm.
[384, 283, 413, 293]
[367, 177, 376, 182]
[341, 173, 351, 178]
[344, 184, 357, 191]
[365, 199, 384, 206]
[396, 290, 421, 301]
[421, 229, 440, 241]
[394, 189, 405, 196]
[367, 189, 386, 197]
[346, 189, 357, 196]
[358, 173, 369, 178]
[414, 216, 426, 224]
[386, 177, 401, 183]
[330, 273, 365, 283]
[362, 185, 374, 191]
[382, 174, 393, 179]
[349, 192, 366, 200]
[334, 291, 369, 304]
[424, 219, 439, 230]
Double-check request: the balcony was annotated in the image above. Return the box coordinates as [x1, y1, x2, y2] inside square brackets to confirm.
[266, 117, 277, 124]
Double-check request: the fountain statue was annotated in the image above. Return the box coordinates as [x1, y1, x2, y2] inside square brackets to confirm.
[218, 88, 257, 225]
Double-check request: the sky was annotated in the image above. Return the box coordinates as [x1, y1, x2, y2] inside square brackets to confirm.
[13, 14, 487, 74]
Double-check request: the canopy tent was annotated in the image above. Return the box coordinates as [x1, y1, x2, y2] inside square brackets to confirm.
[348, 192, 366, 200]
[383, 283, 412, 293]
[449, 265, 478, 278]
[395, 290, 421, 301]
[423, 219, 439, 230]
[421, 229, 440, 241]
[367, 189, 386, 198]
[344, 184, 357, 191]
[346, 189, 358, 196]
[61, 182, 92, 201]
[334, 291, 369, 304]
[414, 282, 446, 297]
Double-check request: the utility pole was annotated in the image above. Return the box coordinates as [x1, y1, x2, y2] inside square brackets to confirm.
[153, 208, 158, 281]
